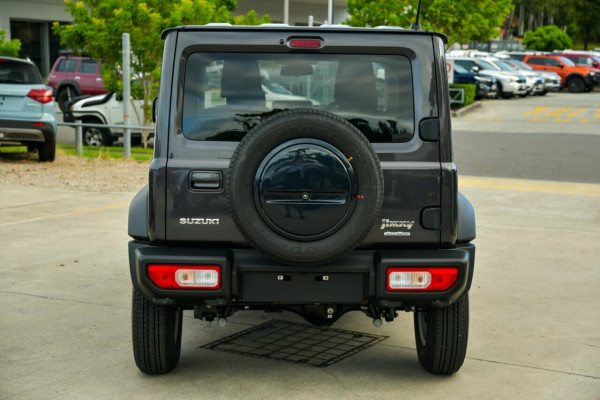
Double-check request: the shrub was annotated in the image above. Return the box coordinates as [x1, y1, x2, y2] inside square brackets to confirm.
[0, 30, 21, 58]
[523, 25, 573, 51]
[449, 83, 476, 107]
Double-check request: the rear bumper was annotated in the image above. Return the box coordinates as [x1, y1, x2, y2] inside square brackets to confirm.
[129, 241, 475, 309]
[0, 119, 56, 144]
[586, 74, 600, 86]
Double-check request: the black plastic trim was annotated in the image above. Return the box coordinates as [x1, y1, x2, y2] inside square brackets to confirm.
[81, 92, 113, 108]
[421, 207, 441, 230]
[128, 185, 149, 240]
[0, 119, 55, 143]
[129, 242, 474, 308]
[419, 118, 440, 142]
[456, 191, 476, 244]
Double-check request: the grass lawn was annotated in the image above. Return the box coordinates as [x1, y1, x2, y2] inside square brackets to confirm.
[0, 144, 153, 161]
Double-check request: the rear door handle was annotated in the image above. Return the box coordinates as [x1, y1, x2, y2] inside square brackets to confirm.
[189, 171, 222, 190]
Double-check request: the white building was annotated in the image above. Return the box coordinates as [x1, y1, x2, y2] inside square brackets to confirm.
[0, 0, 348, 76]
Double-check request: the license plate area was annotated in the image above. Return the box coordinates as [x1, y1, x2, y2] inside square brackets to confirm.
[242, 272, 365, 303]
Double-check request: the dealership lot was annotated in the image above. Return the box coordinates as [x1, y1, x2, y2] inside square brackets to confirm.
[2, 91, 600, 399]
[1, 177, 598, 399]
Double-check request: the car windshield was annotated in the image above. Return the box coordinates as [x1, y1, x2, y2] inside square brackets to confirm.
[182, 52, 415, 143]
[493, 60, 516, 71]
[0, 60, 43, 84]
[262, 80, 292, 95]
[513, 60, 534, 71]
[474, 59, 499, 70]
[558, 56, 576, 66]
[593, 56, 600, 65]
[454, 63, 468, 74]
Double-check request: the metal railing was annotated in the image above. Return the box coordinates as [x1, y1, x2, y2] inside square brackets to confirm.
[57, 121, 155, 157]
[449, 88, 465, 106]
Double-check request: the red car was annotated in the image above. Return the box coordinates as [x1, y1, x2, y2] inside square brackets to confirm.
[47, 56, 107, 111]
[523, 54, 597, 93]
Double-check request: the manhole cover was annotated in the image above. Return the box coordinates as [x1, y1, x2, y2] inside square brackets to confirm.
[201, 319, 388, 367]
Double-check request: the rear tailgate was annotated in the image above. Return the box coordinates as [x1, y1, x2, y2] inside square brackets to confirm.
[0, 85, 44, 119]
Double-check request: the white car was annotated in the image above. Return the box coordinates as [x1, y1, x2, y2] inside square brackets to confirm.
[501, 59, 561, 94]
[481, 57, 544, 96]
[64, 92, 149, 146]
[449, 56, 528, 99]
[262, 80, 320, 108]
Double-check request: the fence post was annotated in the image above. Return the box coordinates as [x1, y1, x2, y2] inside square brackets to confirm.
[75, 120, 83, 157]
[122, 32, 131, 159]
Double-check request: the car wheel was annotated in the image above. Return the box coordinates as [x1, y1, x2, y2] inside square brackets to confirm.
[414, 294, 469, 375]
[131, 288, 182, 375]
[566, 76, 585, 93]
[496, 83, 512, 99]
[538, 90, 548, 96]
[83, 124, 113, 147]
[57, 87, 75, 113]
[227, 108, 384, 267]
[37, 141, 56, 162]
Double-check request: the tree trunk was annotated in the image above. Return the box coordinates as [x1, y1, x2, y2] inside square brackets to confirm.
[538, 6, 544, 28]
[527, 11, 534, 32]
[548, 15, 554, 25]
[518, 4, 524, 37]
[507, 8, 515, 39]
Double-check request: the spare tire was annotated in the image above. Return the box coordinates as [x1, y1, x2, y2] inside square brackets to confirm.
[227, 109, 383, 266]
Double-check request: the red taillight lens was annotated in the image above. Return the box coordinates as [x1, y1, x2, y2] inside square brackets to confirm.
[148, 265, 221, 290]
[32, 122, 45, 127]
[386, 267, 458, 291]
[288, 38, 322, 48]
[27, 89, 53, 104]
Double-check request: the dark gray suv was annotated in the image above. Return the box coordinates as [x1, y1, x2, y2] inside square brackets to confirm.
[128, 24, 476, 376]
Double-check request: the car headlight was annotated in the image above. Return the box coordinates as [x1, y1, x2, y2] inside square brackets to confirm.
[474, 76, 491, 83]
[589, 71, 596, 76]
[508, 76, 519, 82]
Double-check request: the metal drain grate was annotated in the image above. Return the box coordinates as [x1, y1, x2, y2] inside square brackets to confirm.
[201, 319, 388, 367]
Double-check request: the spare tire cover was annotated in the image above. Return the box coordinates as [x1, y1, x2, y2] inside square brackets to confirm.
[227, 109, 383, 266]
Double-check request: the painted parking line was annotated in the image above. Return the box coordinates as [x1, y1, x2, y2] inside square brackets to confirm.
[0, 203, 130, 227]
[523, 107, 599, 124]
[459, 176, 600, 197]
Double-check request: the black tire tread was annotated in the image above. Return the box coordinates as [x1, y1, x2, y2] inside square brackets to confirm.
[415, 294, 469, 375]
[38, 141, 55, 162]
[132, 289, 182, 374]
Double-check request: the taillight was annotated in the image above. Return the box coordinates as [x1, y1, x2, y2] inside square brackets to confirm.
[27, 89, 53, 104]
[386, 267, 458, 291]
[288, 38, 322, 48]
[147, 265, 221, 289]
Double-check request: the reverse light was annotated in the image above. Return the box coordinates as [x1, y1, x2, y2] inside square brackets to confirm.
[148, 265, 221, 289]
[27, 89, 53, 104]
[386, 267, 458, 291]
[288, 38, 322, 48]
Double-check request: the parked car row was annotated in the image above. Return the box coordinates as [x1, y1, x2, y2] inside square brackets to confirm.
[450, 49, 600, 94]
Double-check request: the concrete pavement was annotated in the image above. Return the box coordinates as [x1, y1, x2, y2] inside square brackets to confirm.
[1, 180, 598, 400]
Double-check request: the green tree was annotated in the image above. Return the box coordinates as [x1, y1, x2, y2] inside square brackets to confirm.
[345, 0, 513, 44]
[53, 0, 269, 146]
[569, 0, 600, 49]
[522, 25, 572, 51]
[0, 30, 21, 58]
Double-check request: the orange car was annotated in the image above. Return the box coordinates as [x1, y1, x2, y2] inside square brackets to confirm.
[523, 54, 597, 93]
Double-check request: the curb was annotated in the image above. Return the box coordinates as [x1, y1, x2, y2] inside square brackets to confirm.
[452, 101, 482, 118]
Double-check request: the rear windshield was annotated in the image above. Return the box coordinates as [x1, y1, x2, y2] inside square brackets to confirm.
[0, 60, 43, 84]
[182, 52, 414, 143]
